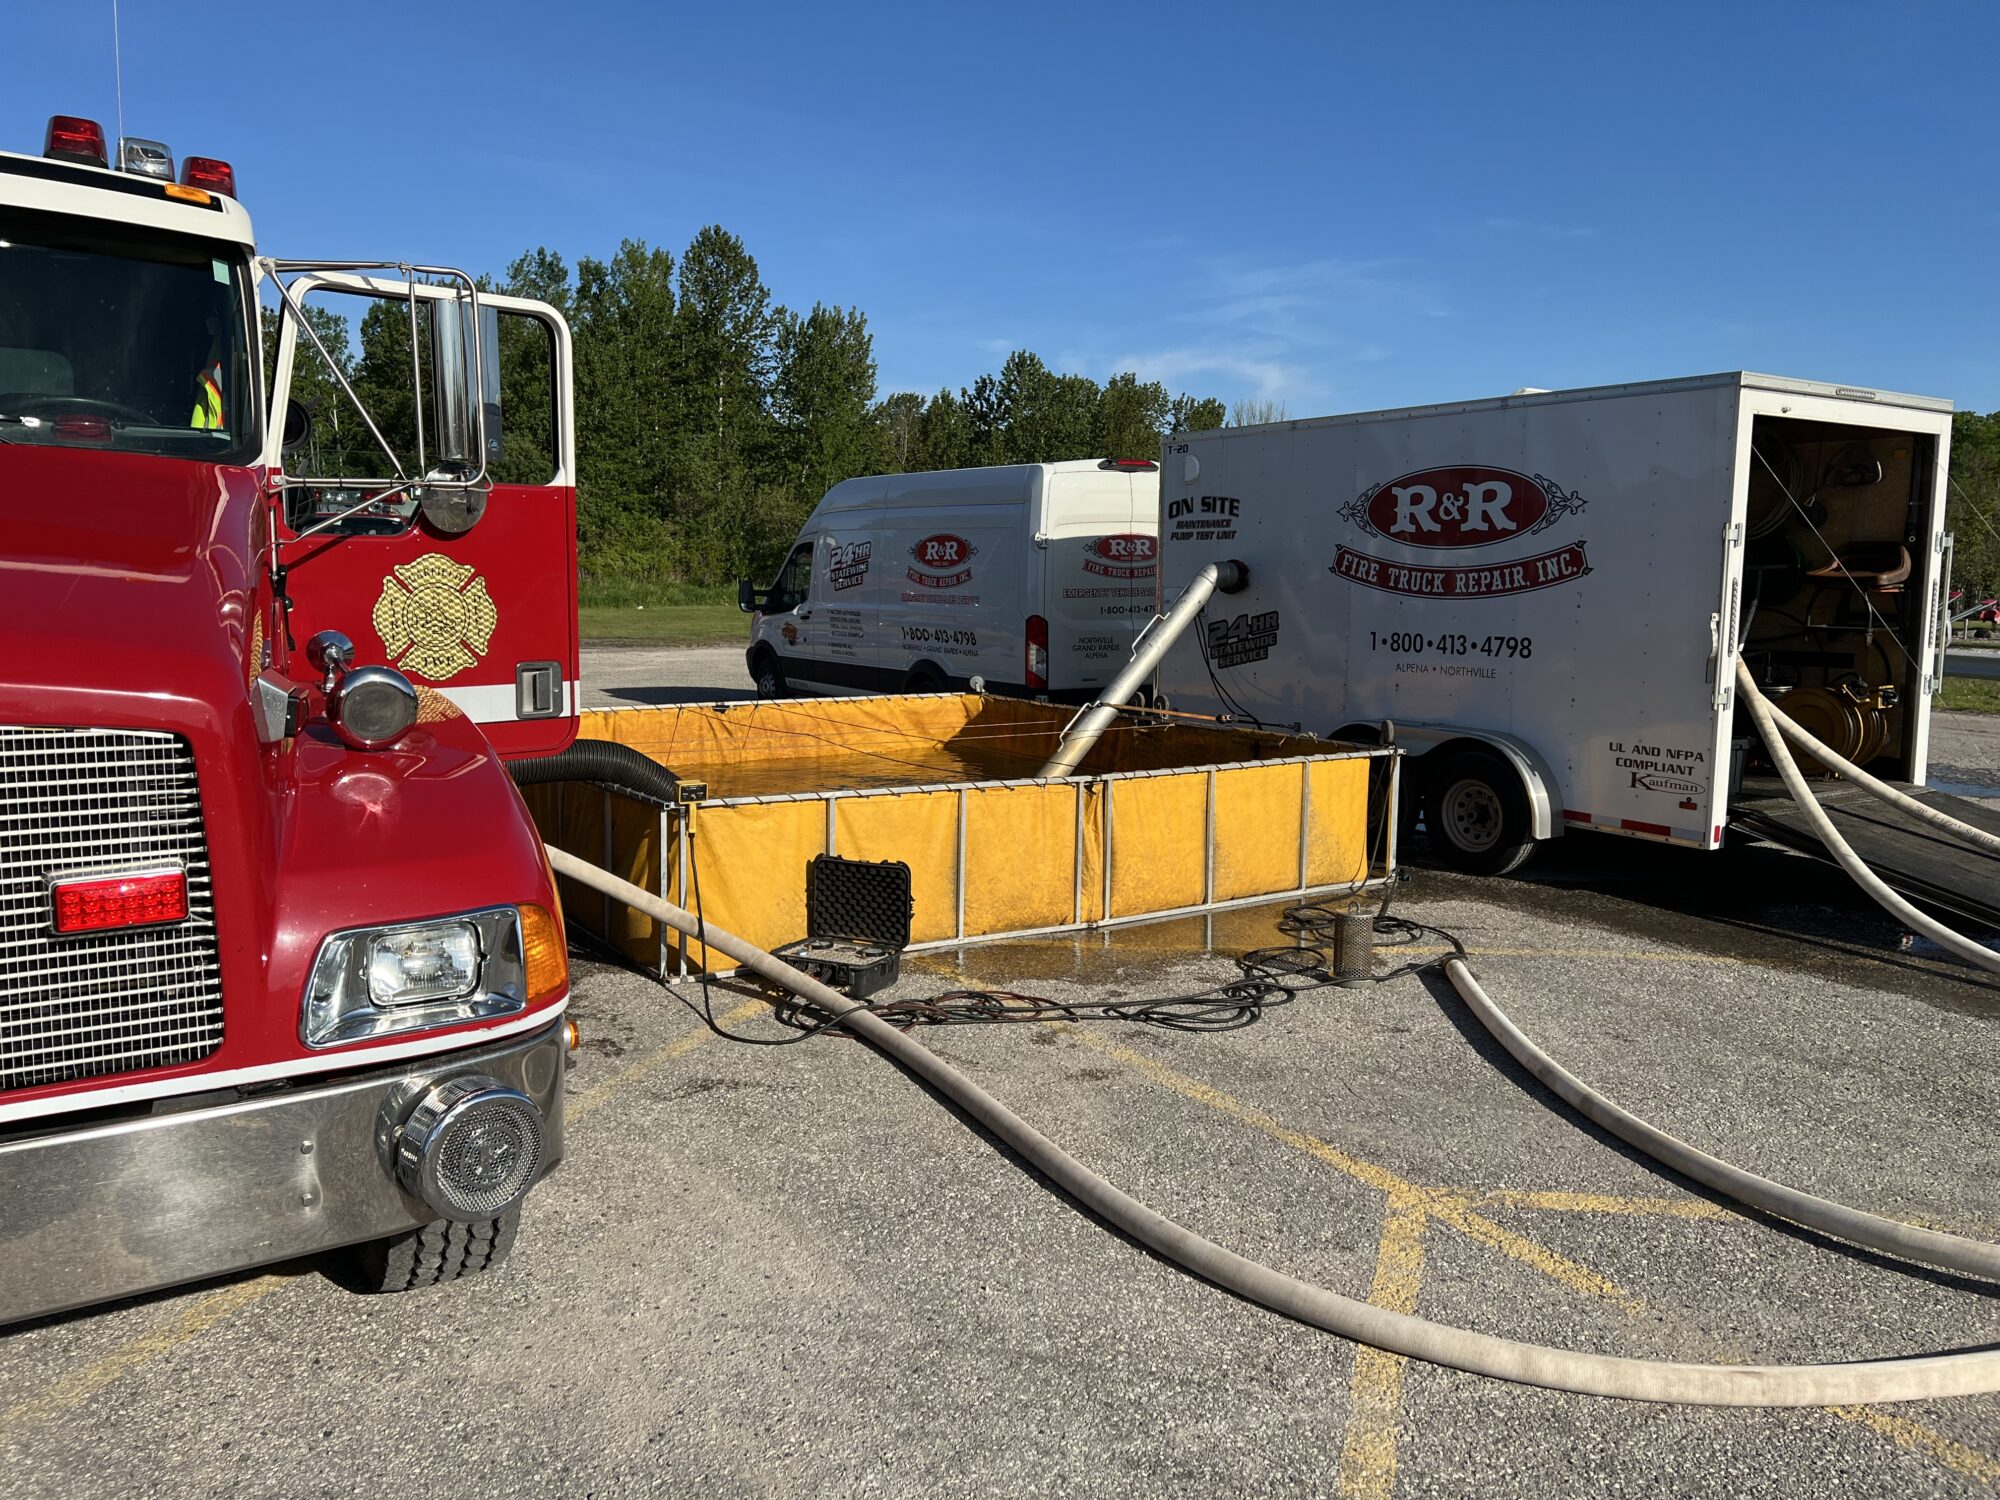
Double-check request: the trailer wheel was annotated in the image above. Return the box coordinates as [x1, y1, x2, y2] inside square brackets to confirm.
[1428, 750, 1536, 876]
[339, 1210, 520, 1294]
[751, 648, 787, 699]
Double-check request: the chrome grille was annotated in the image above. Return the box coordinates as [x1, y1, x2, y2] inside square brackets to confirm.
[1, 727, 223, 1092]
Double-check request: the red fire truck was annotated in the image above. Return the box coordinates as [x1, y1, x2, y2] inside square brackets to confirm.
[0, 116, 585, 1323]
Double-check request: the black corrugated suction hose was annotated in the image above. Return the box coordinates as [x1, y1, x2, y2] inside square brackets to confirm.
[508, 739, 680, 807]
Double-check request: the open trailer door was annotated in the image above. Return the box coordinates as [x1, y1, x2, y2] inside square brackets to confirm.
[262, 265, 579, 758]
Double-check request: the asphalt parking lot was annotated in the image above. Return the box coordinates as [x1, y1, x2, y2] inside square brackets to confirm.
[3, 651, 1999, 1498]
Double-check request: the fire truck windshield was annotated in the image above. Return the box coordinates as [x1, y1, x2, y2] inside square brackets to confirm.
[0, 207, 257, 463]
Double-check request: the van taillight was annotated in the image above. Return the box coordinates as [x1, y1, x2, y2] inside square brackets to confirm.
[1026, 615, 1049, 691]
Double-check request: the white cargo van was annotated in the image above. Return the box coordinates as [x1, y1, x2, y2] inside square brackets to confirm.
[740, 459, 1160, 700]
[1153, 373, 1957, 876]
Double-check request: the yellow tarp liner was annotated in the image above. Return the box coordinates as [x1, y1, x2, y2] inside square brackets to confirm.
[536, 695, 1391, 977]
[1107, 774, 1207, 918]
[1212, 763, 1306, 903]
[668, 799, 823, 971]
[1307, 759, 1371, 889]
[834, 791, 959, 943]
[963, 782, 1081, 936]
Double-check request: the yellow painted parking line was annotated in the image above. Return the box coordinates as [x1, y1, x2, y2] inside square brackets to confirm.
[1061, 1028, 1649, 1315]
[0, 1275, 290, 1442]
[0, 1001, 758, 1441]
[1061, 1025, 2000, 1487]
[1336, 1195, 1430, 1500]
[1825, 1405, 2000, 1484]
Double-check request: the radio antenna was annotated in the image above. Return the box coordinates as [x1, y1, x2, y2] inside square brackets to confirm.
[112, 0, 125, 155]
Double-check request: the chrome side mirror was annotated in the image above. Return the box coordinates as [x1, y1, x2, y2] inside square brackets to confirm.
[281, 397, 313, 455]
[418, 473, 490, 536]
[305, 628, 355, 694]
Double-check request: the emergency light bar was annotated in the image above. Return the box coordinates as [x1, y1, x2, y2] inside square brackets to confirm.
[39, 114, 237, 198]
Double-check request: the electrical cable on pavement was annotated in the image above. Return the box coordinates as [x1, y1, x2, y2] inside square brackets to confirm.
[683, 737, 1434, 1040]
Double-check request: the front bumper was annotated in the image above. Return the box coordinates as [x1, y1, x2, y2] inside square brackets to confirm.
[0, 1020, 566, 1327]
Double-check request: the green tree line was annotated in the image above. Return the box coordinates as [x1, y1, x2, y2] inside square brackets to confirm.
[498, 230, 1224, 595]
[264, 234, 2000, 607]
[1950, 412, 2000, 605]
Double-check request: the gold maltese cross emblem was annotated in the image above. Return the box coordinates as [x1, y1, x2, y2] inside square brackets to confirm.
[372, 553, 498, 680]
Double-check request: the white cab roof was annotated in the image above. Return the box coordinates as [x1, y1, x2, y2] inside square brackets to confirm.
[0, 146, 255, 247]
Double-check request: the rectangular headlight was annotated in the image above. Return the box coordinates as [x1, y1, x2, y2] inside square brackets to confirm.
[304, 908, 527, 1048]
[368, 921, 481, 1006]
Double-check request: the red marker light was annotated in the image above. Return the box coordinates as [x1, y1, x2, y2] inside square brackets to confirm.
[1026, 614, 1049, 691]
[180, 157, 236, 197]
[50, 869, 188, 935]
[1098, 458, 1159, 473]
[44, 115, 108, 168]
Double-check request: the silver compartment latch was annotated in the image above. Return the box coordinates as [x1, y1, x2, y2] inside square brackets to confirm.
[516, 661, 563, 719]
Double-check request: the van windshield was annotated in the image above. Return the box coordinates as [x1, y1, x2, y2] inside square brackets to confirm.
[0, 207, 258, 463]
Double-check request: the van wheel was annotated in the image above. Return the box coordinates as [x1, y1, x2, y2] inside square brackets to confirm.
[904, 663, 948, 694]
[752, 650, 787, 699]
[1428, 750, 1536, 876]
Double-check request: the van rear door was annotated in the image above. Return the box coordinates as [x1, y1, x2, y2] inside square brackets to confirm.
[1041, 464, 1160, 694]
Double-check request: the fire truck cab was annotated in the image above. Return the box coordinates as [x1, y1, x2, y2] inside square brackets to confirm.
[0, 116, 581, 1323]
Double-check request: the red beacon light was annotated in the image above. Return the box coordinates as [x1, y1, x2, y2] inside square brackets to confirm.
[44, 114, 108, 169]
[180, 156, 236, 197]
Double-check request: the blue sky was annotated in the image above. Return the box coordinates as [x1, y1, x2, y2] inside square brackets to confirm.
[9, 2, 1999, 414]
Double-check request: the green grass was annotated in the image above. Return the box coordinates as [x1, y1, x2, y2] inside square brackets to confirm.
[579, 603, 747, 646]
[1939, 675, 2000, 714]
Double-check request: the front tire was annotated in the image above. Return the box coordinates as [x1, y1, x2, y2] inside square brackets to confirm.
[340, 1210, 520, 1294]
[751, 649, 787, 699]
[1427, 750, 1537, 876]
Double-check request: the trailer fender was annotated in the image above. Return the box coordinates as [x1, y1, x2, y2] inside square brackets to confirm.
[1372, 722, 1563, 841]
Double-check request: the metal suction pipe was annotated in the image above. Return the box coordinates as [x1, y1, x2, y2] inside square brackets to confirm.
[1037, 560, 1249, 779]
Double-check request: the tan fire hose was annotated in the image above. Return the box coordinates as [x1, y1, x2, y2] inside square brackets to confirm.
[547, 845, 2000, 1406]
[1734, 662, 2000, 977]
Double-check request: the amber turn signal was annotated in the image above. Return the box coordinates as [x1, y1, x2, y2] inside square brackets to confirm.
[519, 901, 568, 1004]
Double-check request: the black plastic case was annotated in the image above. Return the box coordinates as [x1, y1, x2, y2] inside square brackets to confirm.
[773, 855, 914, 1000]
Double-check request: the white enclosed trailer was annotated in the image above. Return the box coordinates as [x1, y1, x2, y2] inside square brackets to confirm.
[1153, 373, 1956, 875]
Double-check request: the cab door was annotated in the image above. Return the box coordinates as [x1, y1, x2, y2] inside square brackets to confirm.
[263, 267, 578, 759]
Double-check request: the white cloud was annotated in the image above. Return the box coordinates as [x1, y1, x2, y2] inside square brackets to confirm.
[1107, 347, 1303, 403]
